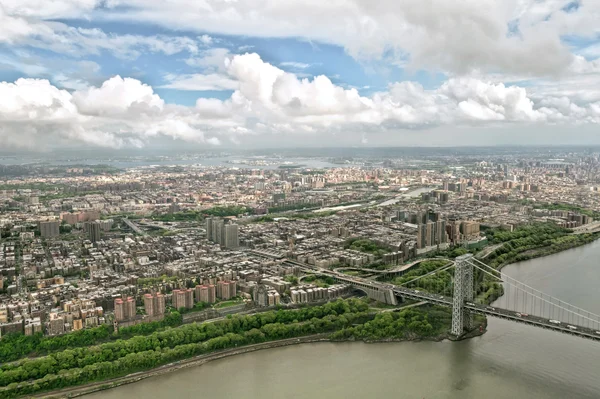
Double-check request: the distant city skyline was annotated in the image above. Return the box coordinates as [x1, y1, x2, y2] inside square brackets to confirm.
[1, 1, 600, 150]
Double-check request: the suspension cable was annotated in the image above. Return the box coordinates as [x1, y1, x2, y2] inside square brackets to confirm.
[469, 258, 600, 320]
[398, 262, 454, 287]
[468, 261, 600, 325]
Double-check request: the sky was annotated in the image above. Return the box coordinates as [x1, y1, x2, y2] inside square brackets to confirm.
[1, 0, 600, 151]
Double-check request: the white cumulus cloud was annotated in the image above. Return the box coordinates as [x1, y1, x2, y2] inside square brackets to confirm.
[73, 76, 164, 116]
[1, 53, 600, 150]
[4, 0, 596, 76]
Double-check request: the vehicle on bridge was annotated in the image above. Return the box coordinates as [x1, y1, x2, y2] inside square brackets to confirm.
[567, 325, 578, 330]
[549, 320, 561, 325]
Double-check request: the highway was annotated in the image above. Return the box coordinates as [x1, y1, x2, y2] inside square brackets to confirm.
[572, 221, 600, 234]
[283, 259, 600, 342]
[122, 218, 148, 235]
[332, 257, 443, 276]
[138, 220, 178, 231]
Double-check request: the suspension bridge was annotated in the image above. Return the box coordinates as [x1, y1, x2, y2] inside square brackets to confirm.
[284, 254, 600, 342]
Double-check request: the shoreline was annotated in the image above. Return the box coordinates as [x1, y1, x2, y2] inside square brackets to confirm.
[475, 235, 600, 307]
[27, 324, 486, 399]
[492, 232, 600, 273]
[27, 335, 329, 399]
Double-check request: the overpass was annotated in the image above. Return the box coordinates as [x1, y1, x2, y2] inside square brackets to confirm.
[122, 218, 147, 235]
[283, 256, 600, 341]
[572, 221, 600, 234]
[137, 220, 178, 231]
[332, 257, 444, 278]
[284, 259, 399, 305]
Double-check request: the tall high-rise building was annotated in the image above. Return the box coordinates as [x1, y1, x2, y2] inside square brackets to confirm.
[88, 221, 101, 243]
[61, 213, 80, 225]
[460, 221, 480, 238]
[217, 281, 230, 300]
[217, 280, 237, 300]
[97, 219, 114, 231]
[197, 285, 216, 303]
[126, 297, 136, 319]
[207, 217, 238, 249]
[214, 219, 225, 244]
[114, 296, 136, 322]
[172, 290, 185, 309]
[144, 294, 154, 316]
[205, 217, 213, 241]
[254, 284, 268, 307]
[207, 217, 225, 243]
[184, 289, 194, 308]
[172, 289, 194, 309]
[224, 224, 239, 249]
[427, 210, 440, 223]
[156, 293, 165, 315]
[417, 224, 426, 249]
[446, 221, 462, 244]
[426, 221, 435, 247]
[39, 221, 60, 238]
[144, 292, 166, 317]
[397, 210, 408, 222]
[436, 220, 447, 244]
[114, 298, 125, 321]
[417, 220, 448, 249]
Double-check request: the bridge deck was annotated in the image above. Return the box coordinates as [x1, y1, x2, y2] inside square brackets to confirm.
[282, 259, 600, 342]
[122, 218, 147, 235]
[393, 287, 600, 341]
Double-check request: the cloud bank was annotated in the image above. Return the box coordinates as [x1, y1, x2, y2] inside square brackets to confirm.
[2, 52, 600, 149]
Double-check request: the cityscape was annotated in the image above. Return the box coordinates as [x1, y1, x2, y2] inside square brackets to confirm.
[2, 1, 600, 398]
[1, 147, 600, 397]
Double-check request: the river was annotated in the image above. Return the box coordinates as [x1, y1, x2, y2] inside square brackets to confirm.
[88, 241, 600, 399]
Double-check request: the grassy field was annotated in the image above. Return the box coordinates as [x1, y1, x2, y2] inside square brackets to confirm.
[214, 299, 244, 309]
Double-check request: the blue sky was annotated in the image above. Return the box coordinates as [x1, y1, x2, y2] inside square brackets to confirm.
[1, 0, 600, 150]
[0, 23, 448, 106]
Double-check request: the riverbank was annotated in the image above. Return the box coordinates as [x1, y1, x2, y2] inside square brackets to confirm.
[28, 335, 330, 399]
[495, 233, 599, 271]
[484, 224, 600, 270]
[29, 320, 487, 399]
[2, 300, 456, 398]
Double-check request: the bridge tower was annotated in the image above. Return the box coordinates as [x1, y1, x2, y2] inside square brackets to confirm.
[451, 254, 475, 336]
